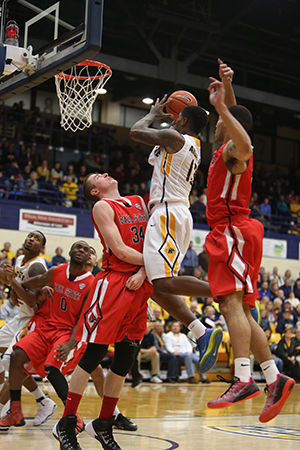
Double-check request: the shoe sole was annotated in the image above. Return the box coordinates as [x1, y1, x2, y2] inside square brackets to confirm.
[85, 421, 97, 439]
[199, 329, 223, 373]
[207, 389, 261, 409]
[33, 402, 57, 426]
[259, 378, 296, 423]
[0, 418, 26, 432]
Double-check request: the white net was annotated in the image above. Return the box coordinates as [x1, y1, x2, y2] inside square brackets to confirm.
[55, 60, 112, 133]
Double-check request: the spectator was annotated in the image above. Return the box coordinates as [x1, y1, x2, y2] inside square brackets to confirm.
[276, 303, 296, 334]
[276, 325, 300, 381]
[270, 266, 284, 286]
[264, 328, 283, 373]
[152, 322, 178, 382]
[51, 247, 67, 266]
[1, 242, 15, 261]
[260, 309, 271, 331]
[51, 161, 64, 184]
[78, 164, 89, 184]
[152, 306, 165, 325]
[137, 322, 162, 384]
[294, 280, 300, 300]
[24, 171, 38, 195]
[265, 301, 277, 327]
[295, 304, 300, 329]
[60, 176, 79, 207]
[64, 163, 78, 182]
[0, 297, 19, 322]
[269, 279, 279, 299]
[190, 195, 206, 224]
[258, 281, 273, 301]
[260, 197, 272, 221]
[287, 291, 300, 309]
[189, 188, 199, 205]
[164, 321, 199, 384]
[180, 241, 198, 276]
[39, 145, 53, 168]
[280, 279, 292, 299]
[295, 327, 300, 367]
[276, 194, 290, 217]
[36, 159, 50, 181]
[202, 305, 227, 331]
[189, 299, 202, 320]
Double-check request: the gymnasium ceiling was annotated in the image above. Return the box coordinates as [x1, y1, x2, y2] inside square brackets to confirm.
[100, 0, 300, 120]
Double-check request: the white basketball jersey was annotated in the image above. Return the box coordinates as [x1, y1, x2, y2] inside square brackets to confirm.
[14, 255, 47, 318]
[148, 134, 201, 209]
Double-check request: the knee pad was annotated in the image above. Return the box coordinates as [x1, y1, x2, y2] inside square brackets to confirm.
[111, 339, 139, 377]
[78, 343, 108, 374]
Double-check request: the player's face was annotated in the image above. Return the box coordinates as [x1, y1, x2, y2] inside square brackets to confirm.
[90, 173, 117, 196]
[171, 113, 186, 133]
[23, 232, 44, 253]
[70, 241, 91, 264]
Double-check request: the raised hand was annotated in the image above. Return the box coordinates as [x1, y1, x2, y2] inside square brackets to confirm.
[208, 77, 226, 110]
[149, 94, 172, 120]
[218, 58, 234, 84]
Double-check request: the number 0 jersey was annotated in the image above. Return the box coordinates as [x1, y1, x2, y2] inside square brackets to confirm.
[92, 195, 147, 273]
[148, 134, 201, 209]
[41, 263, 94, 331]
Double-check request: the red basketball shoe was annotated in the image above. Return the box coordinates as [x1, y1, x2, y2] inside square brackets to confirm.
[0, 401, 25, 431]
[207, 376, 260, 408]
[259, 374, 295, 423]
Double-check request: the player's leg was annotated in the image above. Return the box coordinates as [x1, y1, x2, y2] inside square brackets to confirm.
[243, 304, 295, 422]
[85, 340, 137, 450]
[0, 347, 29, 430]
[54, 343, 108, 449]
[91, 365, 137, 432]
[207, 292, 260, 409]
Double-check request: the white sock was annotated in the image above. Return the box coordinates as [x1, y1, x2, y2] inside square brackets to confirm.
[0, 382, 4, 393]
[234, 358, 251, 382]
[260, 359, 279, 386]
[113, 405, 120, 418]
[188, 319, 206, 339]
[0, 402, 4, 415]
[31, 386, 45, 402]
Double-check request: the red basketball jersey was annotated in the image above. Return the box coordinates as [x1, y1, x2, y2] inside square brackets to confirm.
[92, 195, 147, 272]
[42, 263, 94, 331]
[206, 143, 253, 228]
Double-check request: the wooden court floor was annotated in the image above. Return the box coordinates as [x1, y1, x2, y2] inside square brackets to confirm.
[1, 381, 299, 450]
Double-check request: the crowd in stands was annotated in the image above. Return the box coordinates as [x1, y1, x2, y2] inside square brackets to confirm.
[0, 103, 300, 231]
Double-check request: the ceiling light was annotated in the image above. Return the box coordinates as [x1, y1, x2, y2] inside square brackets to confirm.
[142, 97, 154, 105]
[96, 88, 107, 95]
[160, 122, 169, 128]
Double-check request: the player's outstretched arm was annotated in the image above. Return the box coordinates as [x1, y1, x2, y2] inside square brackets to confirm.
[218, 58, 236, 107]
[10, 278, 39, 308]
[93, 201, 144, 266]
[208, 78, 252, 162]
[22, 266, 55, 290]
[130, 95, 185, 153]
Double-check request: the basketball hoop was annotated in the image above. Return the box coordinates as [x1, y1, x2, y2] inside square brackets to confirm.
[55, 60, 112, 132]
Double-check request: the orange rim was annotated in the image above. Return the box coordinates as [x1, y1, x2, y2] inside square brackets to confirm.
[55, 60, 112, 81]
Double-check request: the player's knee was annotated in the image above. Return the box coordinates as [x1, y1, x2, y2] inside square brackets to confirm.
[111, 339, 139, 377]
[10, 348, 28, 370]
[78, 343, 108, 374]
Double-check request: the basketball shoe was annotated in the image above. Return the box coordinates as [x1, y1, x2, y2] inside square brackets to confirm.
[85, 417, 121, 450]
[207, 376, 260, 408]
[52, 415, 81, 450]
[33, 397, 57, 426]
[0, 401, 25, 431]
[113, 413, 138, 431]
[259, 374, 295, 423]
[197, 328, 223, 373]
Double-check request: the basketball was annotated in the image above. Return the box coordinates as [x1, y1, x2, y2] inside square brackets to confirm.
[166, 90, 198, 120]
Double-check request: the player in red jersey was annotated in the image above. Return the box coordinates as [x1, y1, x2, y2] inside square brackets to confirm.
[54, 173, 153, 450]
[0, 241, 94, 431]
[205, 63, 295, 421]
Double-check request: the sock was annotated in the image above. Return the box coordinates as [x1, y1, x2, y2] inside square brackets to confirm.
[99, 396, 119, 420]
[113, 405, 120, 418]
[62, 392, 82, 418]
[10, 389, 21, 402]
[0, 402, 4, 414]
[0, 382, 4, 394]
[234, 358, 251, 382]
[188, 319, 206, 339]
[31, 386, 45, 402]
[260, 359, 279, 386]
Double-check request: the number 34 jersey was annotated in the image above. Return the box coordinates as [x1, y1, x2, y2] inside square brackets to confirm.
[41, 263, 94, 332]
[148, 134, 201, 210]
[92, 195, 148, 273]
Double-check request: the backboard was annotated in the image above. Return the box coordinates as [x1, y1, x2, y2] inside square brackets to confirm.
[0, 0, 104, 99]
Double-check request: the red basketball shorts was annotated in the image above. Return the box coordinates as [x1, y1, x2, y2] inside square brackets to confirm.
[205, 217, 264, 307]
[14, 327, 86, 378]
[76, 271, 153, 344]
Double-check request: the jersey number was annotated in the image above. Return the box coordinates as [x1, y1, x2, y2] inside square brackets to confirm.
[186, 160, 197, 186]
[60, 297, 67, 311]
[130, 225, 145, 244]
